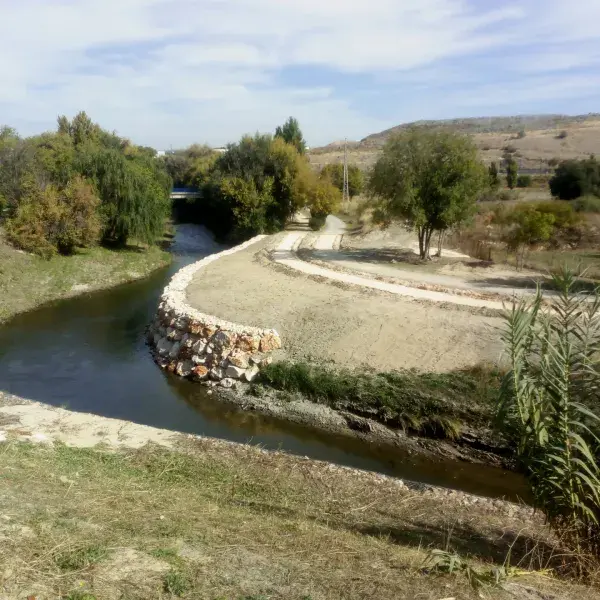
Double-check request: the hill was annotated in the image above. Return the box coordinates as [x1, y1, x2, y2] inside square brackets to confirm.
[309, 113, 600, 172]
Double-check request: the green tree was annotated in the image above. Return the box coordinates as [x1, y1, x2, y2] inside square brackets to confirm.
[549, 157, 600, 200]
[497, 204, 556, 269]
[506, 156, 518, 189]
[76, 148, 170, 246]
[488, 162, 500, 189]
[368, 128, 487, 259]
[6, 175, 101, 257]
[275, 117, 306, 154]
[320, 163, 364, 197]
[516, 174, 532, 188]
[500, 270, 600, 561]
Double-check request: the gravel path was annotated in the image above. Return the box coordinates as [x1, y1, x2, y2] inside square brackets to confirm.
[186, 235, 504, 372]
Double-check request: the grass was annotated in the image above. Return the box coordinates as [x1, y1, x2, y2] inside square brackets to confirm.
[0, 439, 593, 599]
[259, 361, 502, 440]
[0, 228, 171, 323]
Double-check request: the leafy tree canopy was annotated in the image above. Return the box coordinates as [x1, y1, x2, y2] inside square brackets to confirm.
[368, 128, 487, 259]
[275, 117, 306, 154]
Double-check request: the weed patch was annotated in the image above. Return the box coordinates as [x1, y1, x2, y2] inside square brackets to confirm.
[259, 361, 502, 439]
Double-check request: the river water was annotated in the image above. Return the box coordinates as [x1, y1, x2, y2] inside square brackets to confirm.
[0, 225, 527, 500]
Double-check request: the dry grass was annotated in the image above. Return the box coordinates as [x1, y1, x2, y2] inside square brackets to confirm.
[1, 439, 598, 599]
[0, 228, 171, 323]
[308, 118, 600, 172]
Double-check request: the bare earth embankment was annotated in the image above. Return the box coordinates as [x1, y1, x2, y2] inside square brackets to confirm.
[186, 235, 504, 373]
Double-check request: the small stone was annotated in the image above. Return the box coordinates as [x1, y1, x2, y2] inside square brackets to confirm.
[228, 349, 250, 369]
[192, 365, 209, 381]
[226, 365, 246, 379]
[259, 332, 282, 353]
[191, 340, 206, 354]
[259, 356, 273, 368]
[212, 330, 237, 350]
[210, 367, 225, 380]
[189, 321, 203, 335]
[250, 354, 263, 365]
[153, 332, 162, 345]
[156, 338, 173, 357]
[243, 365, 260, 382]
[192, 355, 207, 365]
[202, 325, 218, 339]
[237, 334, 261, 353]
[176, 360, 194, 377]
[168, 342, 181, 359]
[205, 344, 214, 355]
[219, 378, 236, 389]
[167, 361, 177, 373]
[157, 357, 169, 369]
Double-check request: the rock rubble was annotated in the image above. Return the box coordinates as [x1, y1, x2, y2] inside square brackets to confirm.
[148, 235, 282, 387]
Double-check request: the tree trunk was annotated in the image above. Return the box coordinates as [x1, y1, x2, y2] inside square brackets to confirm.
[423, 227, 433, 259]
[437, 230, 445, 258]
[418, 227, 425, 259]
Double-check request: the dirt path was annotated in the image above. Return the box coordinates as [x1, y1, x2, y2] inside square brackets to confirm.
[186, 235, 504, 372]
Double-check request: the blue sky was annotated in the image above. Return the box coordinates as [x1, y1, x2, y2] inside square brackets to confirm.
[1, 0, 600, 149]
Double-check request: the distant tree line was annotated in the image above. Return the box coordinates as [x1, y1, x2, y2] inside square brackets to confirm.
[0, 113, 171, 257]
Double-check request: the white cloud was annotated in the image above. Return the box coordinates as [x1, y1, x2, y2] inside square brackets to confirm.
[0, 0, 599, 147]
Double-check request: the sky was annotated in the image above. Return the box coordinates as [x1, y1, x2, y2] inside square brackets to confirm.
[1, 0, 600, 149]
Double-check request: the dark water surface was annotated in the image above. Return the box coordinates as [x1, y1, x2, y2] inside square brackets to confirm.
[0, 226, 527, 500]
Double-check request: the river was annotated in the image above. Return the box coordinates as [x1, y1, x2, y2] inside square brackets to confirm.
[0, 225, 527, 500]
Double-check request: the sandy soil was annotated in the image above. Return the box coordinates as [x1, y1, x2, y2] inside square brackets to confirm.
[186, 236, 504, 372]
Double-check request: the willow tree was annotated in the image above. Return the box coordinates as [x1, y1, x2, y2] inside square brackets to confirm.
[76, 147, 171, 246]
[368, 128, 487, 259]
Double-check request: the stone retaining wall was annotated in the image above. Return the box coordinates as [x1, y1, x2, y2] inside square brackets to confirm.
[147, 235, 282, 388]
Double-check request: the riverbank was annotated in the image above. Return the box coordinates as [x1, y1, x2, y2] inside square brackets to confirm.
[0, 392, 594, 600]
[0, 228, 171, 323]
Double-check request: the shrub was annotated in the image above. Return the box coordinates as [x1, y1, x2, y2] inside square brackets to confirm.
[309, 213, 327, 231]
[500, 270, 600, 564]
[572, 195, 600, 213]
[320, 163, 364, 197]
[6, 176, 101, 258]
[534, 201, 579, 229]
[556, 130, 568, 139]
[516, 174, 533, 188]
[505, 157, 518, 189]
[549, 157, 600, 200]
[516, 129, 526, 139]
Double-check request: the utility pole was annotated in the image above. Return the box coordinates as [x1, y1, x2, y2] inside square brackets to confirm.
[342, 138, 350, 208]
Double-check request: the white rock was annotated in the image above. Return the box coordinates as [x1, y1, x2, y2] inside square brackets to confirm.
[220, 378, 236, 389]
[210, 367, 225, 380]
[191, 355, 207, 365]
[225, 365, 246, 379]
[243, 365, 260, 382]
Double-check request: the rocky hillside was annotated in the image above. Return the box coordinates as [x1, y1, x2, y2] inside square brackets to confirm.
[309, 113, 600, 171]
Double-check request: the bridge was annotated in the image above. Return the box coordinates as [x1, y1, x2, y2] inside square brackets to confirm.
[170, 187, 202, 200]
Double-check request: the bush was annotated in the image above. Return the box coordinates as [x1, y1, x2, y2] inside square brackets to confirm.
[534, 201, 579, 229]
[572, 194, 600, 213]
[309, 213, 327, 231]
[320, 163, 364, 197]
[500, 271, 600, 563]
[516, 129, 526, 139]
[6, 176, 101, 257]
[549, 157, 600, 200]
[516, 174, 533, 188]
[556, 130, 568, 139]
